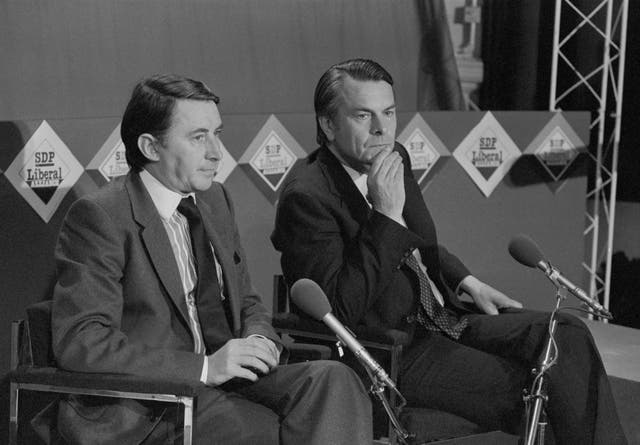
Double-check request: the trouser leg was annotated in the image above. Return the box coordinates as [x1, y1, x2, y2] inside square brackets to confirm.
[146, 385, 280, 445]
[461, 309, 627, 445]
[147, 360, 371, 445]
[400, 331, 528, 434]
[231, 360, 373, 445]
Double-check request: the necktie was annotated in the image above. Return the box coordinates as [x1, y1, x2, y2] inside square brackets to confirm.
[404, 254, 468, 340]
[177, 197, 232, 351]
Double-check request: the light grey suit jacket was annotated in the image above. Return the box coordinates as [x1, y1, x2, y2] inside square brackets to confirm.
[49, 172, 278, 443]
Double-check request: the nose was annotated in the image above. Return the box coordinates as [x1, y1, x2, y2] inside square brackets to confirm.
[206, 135, 224, 161]
[370, 114, 387, 136]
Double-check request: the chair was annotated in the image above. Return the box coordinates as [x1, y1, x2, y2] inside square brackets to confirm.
[272, 275, 520, 445]
[8, 301, 206, 445]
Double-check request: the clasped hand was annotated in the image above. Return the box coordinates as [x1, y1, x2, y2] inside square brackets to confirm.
[367, 148, 405, 224]
[206, 336, 279, 386]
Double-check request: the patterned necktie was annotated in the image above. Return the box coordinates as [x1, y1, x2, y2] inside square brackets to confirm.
[178, 197, 232, 351]
[404, 253, 468, 340]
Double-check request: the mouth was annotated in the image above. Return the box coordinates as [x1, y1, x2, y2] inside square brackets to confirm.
[363, 143, 393, 163]
[368, 143, 392, 149]
[201, 168, 218, 177]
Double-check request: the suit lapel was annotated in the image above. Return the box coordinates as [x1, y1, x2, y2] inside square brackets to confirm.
[317, 146, 372, 225]
[126, 173, 190, 324]
[400, 145, 441, 275]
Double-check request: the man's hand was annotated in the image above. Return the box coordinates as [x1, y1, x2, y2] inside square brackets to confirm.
[460, 275, 523, 315]
[205, 337, 279, 386]
[367, 148, 405, 224]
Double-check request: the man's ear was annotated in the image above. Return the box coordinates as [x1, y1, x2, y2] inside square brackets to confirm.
[138, 134, 160, 162]
[318, 116, 335, 142]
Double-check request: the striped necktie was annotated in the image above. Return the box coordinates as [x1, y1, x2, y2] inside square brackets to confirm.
[404, 254, 468, 340]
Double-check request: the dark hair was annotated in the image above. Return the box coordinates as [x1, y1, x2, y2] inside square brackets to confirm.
[121, 74, 220, 172]
[313, 59, 394, 146]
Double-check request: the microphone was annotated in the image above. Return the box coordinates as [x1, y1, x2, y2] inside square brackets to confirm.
[508, 234, 612, 319]
[290, 278, 397, 389]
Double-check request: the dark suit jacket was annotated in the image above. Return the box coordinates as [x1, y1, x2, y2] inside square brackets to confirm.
[272, 143, 471, 331]
[50, 172, 279, 443]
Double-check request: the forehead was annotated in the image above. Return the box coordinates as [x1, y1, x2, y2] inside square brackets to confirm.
[337, 77, 395, 111]
[168, 99, 221, 131]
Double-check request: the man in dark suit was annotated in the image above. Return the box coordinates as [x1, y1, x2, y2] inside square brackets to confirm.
[271, 59, 627, 444]
[50, 74, 372, 444]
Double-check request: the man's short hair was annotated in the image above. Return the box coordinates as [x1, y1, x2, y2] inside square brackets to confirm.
[121, 74, 220, 172]
[313, 59, 394, 146]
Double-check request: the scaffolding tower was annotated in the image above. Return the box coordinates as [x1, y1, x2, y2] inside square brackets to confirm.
[549, 0, 629, 319]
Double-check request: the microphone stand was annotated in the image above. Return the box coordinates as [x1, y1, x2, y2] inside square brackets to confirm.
[523, 285, 566, 445]
[335, 338, 415, 445]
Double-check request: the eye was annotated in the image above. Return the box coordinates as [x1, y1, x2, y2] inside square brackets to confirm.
[384, 109, 396, 117]
[194, 134, 206, 143]
[355, 113, 370, 121]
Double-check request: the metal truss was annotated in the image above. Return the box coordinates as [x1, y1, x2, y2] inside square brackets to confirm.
[549, 0, 629, 320]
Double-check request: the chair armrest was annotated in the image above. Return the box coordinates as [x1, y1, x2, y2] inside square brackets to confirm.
[273, 313, 410, 349]
[9, 367, 206, 397]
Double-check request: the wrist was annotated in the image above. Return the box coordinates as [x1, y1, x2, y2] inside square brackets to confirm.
[459, 275, 481, 294]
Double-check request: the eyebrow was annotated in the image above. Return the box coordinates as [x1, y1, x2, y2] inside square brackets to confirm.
[353, 104, 396, 113]
[189, 123, 224, 135]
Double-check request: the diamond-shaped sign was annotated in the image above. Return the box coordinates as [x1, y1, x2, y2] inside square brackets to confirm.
[4, 121, 84, 222]
[239, 115, 306, 203]
[453, 112, 521, 197]
[524, 113, 585, 182]
[87, 124, 129, 184]
[397, 113, 450, 187]
[249, 131, 295, 190]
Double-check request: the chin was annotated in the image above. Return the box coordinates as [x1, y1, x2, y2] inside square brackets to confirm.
[193, 178, 215, 192]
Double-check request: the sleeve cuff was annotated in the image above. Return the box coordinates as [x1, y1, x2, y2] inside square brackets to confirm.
[200, 355, 208, 383]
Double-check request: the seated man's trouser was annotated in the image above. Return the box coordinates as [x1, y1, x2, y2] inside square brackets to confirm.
[399, 309, 627, 445]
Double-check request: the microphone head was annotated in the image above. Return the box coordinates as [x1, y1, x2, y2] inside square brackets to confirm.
[508, 234, 546, 268]
[290, 278, 332, 321]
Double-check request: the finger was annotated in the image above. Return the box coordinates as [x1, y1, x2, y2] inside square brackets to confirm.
[373, 153, 399, 185]
[238, 355, 271, 375]
[480, 301, 499, 315]
[368, 147, 393, 176]
[239, 343, 278, 369]
[245, 337, 278, 360]
[386, 155, 404, 183]
[230, 364, 259, 382]
[252, 337, 280, 365]
[504, 298, 523, 309]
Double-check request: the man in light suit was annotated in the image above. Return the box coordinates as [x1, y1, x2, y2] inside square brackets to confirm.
[50, 74, 372, 444]
[271, 59, 627, 444]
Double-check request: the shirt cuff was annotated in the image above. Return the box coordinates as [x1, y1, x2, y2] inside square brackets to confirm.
[200, 355, 208, 383]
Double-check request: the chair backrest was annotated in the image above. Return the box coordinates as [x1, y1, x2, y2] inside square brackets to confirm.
[273, 274, 290, 313]
[25, 300, 55, 367]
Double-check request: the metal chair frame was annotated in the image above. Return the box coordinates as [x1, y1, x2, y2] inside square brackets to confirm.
[8, 302, 203, 445]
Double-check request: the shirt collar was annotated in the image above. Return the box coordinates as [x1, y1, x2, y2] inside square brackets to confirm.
[139, 169, 195, 220]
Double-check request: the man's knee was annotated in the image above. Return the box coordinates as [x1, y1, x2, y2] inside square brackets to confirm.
[305, 360, 368, 390]
[556, 311, 587, 328]
[556, 312, 595, 340]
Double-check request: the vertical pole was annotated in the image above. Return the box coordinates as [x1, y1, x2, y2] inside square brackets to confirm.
[9, 384, 19, 445]
[588, 0, 614, 316]
[549, 0, 563, 110]
[183, 398, 194, 445]
[603, 0, 628, 317]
